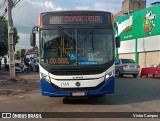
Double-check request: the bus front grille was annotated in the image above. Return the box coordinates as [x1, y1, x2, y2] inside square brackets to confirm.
[51, 70, 103, 75]
[51, 81, 105, 92]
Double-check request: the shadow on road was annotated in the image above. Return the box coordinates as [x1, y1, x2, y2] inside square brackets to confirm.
[62, 77, 160, 105]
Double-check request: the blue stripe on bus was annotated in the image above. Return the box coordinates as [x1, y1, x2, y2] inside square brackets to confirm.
[40, 77, 114, 97]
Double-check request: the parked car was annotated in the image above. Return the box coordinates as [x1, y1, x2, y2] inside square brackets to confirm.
[30, 58, 39, 72]
[115, 58, 140, 78]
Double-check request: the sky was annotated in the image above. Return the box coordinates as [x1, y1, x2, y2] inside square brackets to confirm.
[11, 0, 156, 49]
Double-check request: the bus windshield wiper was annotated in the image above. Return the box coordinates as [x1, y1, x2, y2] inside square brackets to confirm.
[80, 25, 96, 44]
[57, 26, 72, 41]
[57, 26, 67, 36]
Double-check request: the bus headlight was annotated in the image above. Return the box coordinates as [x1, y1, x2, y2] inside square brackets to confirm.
[41, 73, 51, 83]
[105, 71, 114, 81]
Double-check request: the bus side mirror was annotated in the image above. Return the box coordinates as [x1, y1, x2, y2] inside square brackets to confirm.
[116, 37, 120, 48]
[30, 33, 36, 47]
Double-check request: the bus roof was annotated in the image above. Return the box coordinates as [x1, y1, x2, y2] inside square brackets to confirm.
[40, 10, 112, 15]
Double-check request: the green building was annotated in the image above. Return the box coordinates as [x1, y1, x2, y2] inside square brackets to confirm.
[115, 4, 160, 68]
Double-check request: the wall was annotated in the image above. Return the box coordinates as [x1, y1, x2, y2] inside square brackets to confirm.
[118, 39, 135, 54]
[119, 53, 135, 60]
[139, 51, 160, 68]
[138, 35, 160, 52]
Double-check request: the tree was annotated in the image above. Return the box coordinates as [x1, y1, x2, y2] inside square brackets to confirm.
[14, 50, 20, 61]
[0, 16, 19, 56]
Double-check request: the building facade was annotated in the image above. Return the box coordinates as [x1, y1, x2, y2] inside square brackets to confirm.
[122, 0, 146, 14]
[115, 4, 160, 68]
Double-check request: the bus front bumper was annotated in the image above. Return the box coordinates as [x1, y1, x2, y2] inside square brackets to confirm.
[40, 77, 114, 97]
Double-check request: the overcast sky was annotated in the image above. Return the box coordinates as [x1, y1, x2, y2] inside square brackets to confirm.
[12, 0, 155, 49]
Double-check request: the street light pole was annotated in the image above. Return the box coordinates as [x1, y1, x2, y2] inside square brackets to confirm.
[7, 0, 15, 80]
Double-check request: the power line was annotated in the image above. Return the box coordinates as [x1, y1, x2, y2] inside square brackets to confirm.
[0, 0, 6, 9]
[0, 0, 21, 18]
[1, 7, 7, 17]
[13, 0, 21, 7]
[0, 0, 7, 16]
[0, 0, 5, 11]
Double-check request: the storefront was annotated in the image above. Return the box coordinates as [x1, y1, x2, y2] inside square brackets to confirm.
[115, 4, 160, 68]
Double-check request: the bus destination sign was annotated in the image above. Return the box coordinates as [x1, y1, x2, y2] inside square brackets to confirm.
[42, 14, 109, 24]
[50, 15, 103, 24]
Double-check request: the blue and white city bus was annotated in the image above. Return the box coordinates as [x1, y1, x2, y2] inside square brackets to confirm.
[30, 10, 120, 97]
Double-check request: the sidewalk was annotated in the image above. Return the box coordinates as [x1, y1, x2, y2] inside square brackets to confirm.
[0, 65, 40, 95]
[0, 65, 10, 82]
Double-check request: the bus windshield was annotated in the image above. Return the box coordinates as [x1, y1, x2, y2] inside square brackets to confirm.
[40, 28, 114, 66]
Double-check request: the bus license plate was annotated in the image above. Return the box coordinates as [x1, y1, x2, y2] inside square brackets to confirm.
[72, 92, 85, 96]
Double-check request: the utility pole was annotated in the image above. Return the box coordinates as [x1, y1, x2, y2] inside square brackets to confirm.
[7, 0, 15, 80]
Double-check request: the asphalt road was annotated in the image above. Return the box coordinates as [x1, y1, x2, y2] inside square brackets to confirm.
[0, 76, 160, 121]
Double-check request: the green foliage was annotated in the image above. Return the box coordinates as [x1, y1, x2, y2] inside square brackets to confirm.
[14, 51, 20, 60]
[0, 16, 19, 56]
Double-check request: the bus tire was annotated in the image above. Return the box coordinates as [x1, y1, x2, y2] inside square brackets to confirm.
[96, 94, 105, 98]
[63, 97, 70, 104]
